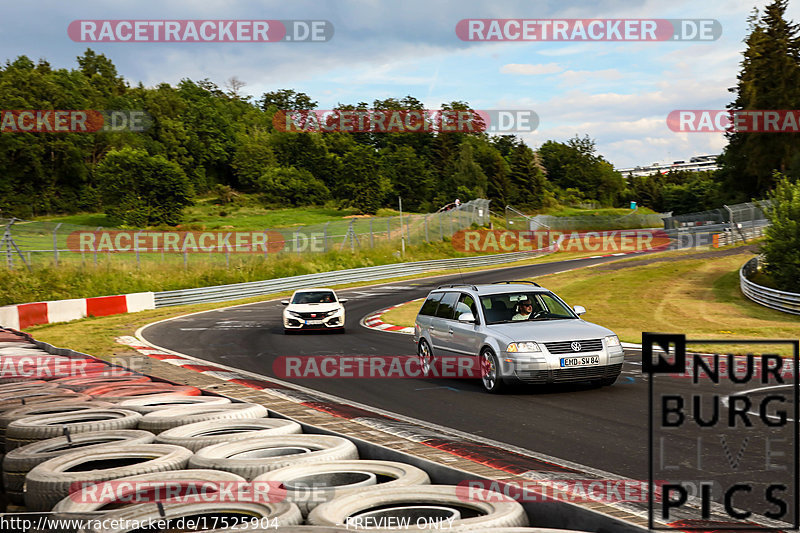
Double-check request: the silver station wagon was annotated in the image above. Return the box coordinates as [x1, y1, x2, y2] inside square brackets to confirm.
[413, 281, 624, 393]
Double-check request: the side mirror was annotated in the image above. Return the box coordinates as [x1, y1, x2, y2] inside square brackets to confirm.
[281, 300, 290, 306]
[573, 305, 586, 316]
[338, 298, 348, 303]
[458, 312, 476, 323]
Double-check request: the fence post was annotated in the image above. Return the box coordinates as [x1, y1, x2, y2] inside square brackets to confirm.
[134, 229, 142, 267]
[369, 218, 374, 248]
[424, 215, 429, 242]
[388, 218, 391, 242]
[3, 219, 11, 269]
[323, 222, 329, 252]
[95, 226, 102, 266]
[406, 216, 411, 245]
[439, 214, 443, 241]
[53, 223, 62, 267]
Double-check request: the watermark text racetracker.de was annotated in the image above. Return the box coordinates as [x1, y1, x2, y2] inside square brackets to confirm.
[456, 19, 721, 41]
[274, 355, 484, 380]
[668, 110, 800, 132]
[0, 110, 152, 133]
[273, 109, 538, 133]
[451, 229, 672, 254]
[68, 20, 333, 42]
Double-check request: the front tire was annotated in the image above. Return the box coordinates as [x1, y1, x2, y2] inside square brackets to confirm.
[418, 339, 433, 376]
[480, 349, 506, 394]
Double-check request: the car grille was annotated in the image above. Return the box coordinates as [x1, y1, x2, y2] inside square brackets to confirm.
[544, 339, 602, 354]
[515, 363, 622, 384]
[294, 311, 333, 319]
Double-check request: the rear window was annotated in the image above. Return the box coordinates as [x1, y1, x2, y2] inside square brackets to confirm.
[418, 293, 443, 316]
[434, 292, 459, 319]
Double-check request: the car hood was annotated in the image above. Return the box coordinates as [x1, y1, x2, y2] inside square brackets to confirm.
[486, 319, 615, 343]
[285, 303, 342, 313]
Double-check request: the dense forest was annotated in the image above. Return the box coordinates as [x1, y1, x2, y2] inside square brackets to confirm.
[0, 48, 745, 225]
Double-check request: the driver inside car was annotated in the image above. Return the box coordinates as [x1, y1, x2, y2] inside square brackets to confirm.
[511, 298, 535, 321]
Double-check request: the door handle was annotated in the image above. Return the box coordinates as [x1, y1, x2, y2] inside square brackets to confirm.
[448, 328, 454, 335]
[428, 326, 435, 331]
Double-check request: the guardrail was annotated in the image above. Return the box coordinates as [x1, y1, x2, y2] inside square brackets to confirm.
[740, 257, 800, 315]
[154, 248, 554, 308]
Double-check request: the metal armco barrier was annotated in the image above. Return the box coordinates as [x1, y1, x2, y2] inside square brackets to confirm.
[740, 257, 800, 315]
[154, 248, 552, 308]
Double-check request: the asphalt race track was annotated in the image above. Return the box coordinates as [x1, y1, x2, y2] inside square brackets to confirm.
[142, 255, 796, 520]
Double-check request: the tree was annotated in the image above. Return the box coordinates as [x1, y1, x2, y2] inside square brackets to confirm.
[507, 142, 547, 209]
[258, 167, 330, 206]
[718, 1, 800, 198]
[761, 174, 800, 291]
[97, 147, 193, 226]
[339, 145, 390, 214]
[537, 135, 624, 205]
[258, 89, 317, 111]
[379, 145, 432, 212]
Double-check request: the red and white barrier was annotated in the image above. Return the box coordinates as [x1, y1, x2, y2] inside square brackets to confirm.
[0, 292, 155, 330]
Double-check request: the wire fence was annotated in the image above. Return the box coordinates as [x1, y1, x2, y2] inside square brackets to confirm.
[661, 200, 770, 230]
[504, 205, 668, 231]
[1, 199, 491, 270]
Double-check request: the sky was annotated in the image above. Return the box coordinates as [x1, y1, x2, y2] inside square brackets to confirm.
[2, 0, 795, 168]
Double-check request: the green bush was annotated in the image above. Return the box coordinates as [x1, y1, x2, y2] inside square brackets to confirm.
[761, 175, 800, 292]
[97, 147, 194, 226]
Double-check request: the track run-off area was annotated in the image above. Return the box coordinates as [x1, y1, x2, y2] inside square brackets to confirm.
[139, 251, 795, 522]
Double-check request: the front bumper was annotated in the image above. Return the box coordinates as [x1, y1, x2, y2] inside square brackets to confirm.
[499, 347, 625, 384]
[283, 314, 345, 330]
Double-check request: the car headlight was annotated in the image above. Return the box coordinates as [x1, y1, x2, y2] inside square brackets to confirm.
[287, 311, 303, 318]
[507, 342, 541, 353]
[605, 335, 621, 348]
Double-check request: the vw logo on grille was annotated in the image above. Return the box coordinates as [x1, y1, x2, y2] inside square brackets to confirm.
[571, 341, 582, 352]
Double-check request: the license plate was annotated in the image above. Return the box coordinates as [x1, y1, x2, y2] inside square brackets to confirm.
[305, 320, 324, 325]
[560, 356, 600, 367]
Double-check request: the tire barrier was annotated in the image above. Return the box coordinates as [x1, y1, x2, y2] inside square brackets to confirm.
[138, 403, 269, 433]
[82, 501, 303, 532]
[0, 401, 114, 444]
[0, 392, 91, 415]
[54, 376, 151, 392]
[116, 395, 232, 413]
[2, 429, 155, 504]
[254, 460, 431, 515]
[0, 331, 630, 532]
[156, 418, 303, 452]
[307, 485, 529, 530]
[188, 435, 360, 480]
[0, 381, 58, 394]
[24, 443, 193, 511]
[82, 383, 202, 402]
[5, 408, 142, 451]
[51, 468, 246, 513]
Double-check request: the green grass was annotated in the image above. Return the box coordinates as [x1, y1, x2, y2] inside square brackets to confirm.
[0, 240, 486, 306]
[543, 206, 658, 217]
[31, 194, 413, 232]
[378, 245, 799, 353]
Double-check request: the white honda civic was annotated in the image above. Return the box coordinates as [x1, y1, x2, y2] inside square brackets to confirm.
[282, 288, 347, 334]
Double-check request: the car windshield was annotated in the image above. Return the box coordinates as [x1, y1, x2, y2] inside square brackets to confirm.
[291, 291, 336, 304]
[480, 291, 576, 324]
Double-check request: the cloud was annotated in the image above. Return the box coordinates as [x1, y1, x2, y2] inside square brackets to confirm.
[500, 63, 563, 75]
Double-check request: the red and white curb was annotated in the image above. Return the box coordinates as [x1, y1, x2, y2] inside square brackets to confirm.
[360, 299, 422, 335]
[116, 336, 249, 382]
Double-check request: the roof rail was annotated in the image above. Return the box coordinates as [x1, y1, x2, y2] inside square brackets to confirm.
[491, 280, 542, 287]
[436, 283, 479, 291]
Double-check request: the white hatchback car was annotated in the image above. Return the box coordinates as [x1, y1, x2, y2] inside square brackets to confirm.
[282, 288, 347, 334]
